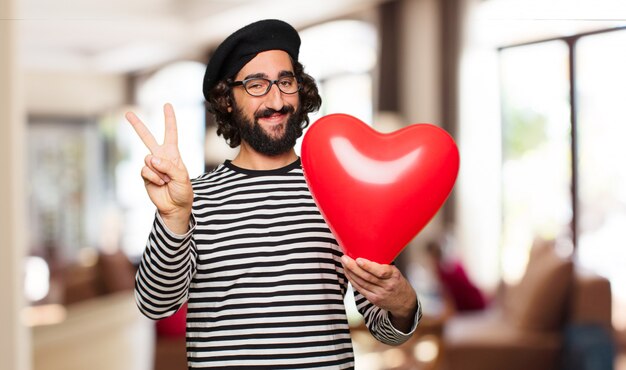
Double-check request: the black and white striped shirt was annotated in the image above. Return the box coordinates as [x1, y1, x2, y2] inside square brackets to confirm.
[135, 159, 420, 369]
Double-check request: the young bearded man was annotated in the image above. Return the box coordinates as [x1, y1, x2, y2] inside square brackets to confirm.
[126, 19, 420, 369]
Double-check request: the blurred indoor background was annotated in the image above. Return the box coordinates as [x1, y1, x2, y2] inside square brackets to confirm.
[1, 0, 625, 369]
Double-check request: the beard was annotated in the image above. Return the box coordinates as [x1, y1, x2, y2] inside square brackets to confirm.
[233, 103, 305, 156]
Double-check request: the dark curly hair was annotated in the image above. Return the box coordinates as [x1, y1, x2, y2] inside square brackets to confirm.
[206, 59, 322, 148]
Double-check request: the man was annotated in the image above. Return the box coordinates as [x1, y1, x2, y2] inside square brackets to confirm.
[126, 19, 420, 369]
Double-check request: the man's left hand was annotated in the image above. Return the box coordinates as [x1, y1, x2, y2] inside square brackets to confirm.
[341, 255, 418, 333]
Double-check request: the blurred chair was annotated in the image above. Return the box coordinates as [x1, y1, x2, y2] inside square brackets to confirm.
[62, 248, 136, 304]
[440, 239, 613, 370]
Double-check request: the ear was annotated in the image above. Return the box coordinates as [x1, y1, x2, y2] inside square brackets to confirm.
[226, 96, 234, 113]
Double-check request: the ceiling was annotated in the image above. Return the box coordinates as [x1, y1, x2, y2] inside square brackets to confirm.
[16, 0, 626, 75]
[17, 0, 389, 74]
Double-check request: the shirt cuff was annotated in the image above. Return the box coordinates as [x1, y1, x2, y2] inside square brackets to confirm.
[385, 296, 422, 336]
[155, 211, 196, 241]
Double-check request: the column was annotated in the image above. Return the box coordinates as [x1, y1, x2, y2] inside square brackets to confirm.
[0, 0, 31, 368]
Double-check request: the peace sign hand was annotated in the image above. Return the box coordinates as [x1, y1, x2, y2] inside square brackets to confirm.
[125, 103, 194, 234]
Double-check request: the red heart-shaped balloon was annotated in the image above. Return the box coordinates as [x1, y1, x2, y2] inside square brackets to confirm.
[301, 114, 459, 264]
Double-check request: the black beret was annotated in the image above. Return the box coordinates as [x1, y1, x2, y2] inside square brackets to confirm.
[202, 19, 301, 101]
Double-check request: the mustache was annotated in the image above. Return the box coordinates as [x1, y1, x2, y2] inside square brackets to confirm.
[254, 105, 295, 119]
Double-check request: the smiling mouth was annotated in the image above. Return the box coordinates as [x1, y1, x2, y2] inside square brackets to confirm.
[259, 112, 287, 123]
[256, 106, 294, 119]
[254, 106, 295, 132]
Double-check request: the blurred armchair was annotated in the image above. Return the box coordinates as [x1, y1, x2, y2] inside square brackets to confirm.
[440, 239, 613, 370]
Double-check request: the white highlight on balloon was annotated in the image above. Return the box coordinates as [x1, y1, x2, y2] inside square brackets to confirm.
[330, 137, 421, 185]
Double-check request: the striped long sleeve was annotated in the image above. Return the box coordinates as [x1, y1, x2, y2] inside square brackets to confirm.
[134, 159, 420, 369]
[135, 212, 198, 319]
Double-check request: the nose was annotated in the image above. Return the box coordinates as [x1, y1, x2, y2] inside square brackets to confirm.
[263, 83, 285, 111]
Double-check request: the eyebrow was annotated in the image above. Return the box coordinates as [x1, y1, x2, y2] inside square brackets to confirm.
[243, 70, 295, 80]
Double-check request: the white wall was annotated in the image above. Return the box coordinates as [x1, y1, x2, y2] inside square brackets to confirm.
[0, 0, 31, 368]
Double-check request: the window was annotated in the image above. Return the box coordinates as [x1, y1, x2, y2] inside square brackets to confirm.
[297, 19, 378, 153]
[576, 30, 626, 329]
[116, 61, 206, 258]
[499, 41, 572, 282]
[499, 27, 626, 329]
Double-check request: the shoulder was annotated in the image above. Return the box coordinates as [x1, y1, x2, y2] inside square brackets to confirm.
[190, 163, 238, 191]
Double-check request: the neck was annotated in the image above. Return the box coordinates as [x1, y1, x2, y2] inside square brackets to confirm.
[231, 142, 298, 170]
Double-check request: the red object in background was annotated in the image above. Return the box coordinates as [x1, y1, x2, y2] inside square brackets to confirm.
[155, 302, 187, 337]
[437, 260, 488, 311]
[301, 114, 460, 264]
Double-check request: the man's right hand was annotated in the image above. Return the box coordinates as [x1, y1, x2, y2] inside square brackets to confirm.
[125, 103, 194, 234]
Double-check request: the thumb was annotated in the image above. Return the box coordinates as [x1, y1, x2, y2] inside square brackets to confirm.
[151, 156, 188, 182]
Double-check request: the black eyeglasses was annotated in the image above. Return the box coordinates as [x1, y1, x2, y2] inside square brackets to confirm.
[229, 76, 300, 97]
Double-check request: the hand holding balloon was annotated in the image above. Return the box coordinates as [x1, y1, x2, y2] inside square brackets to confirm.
[341, 255, 418, 332]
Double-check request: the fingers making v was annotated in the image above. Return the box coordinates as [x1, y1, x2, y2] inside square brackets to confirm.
[125, 103, 180, 159]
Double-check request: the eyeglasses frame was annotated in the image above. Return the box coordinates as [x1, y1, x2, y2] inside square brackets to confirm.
[228, 76, 301, 97]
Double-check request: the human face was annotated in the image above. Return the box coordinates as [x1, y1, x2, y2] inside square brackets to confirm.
[231, 99, 301, 156]
[231, 50, 300, 144]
